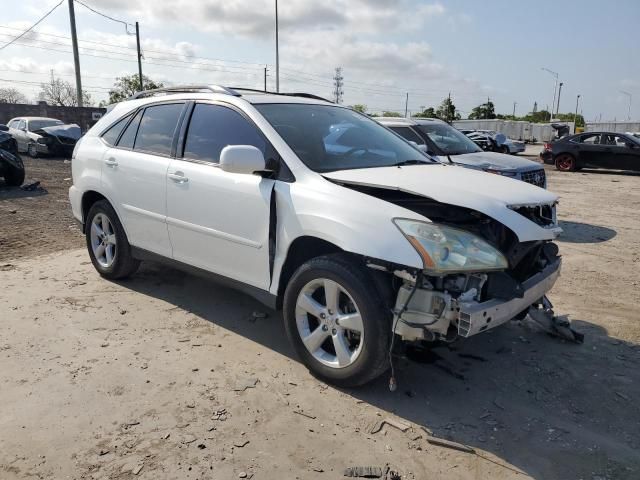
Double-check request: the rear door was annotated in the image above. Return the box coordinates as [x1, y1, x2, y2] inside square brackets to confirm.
[166, 102, 275, 289]
[576, 133, 606, 168]
[100, 102, 186, 257]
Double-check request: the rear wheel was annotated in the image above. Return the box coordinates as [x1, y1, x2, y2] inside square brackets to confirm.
[500, 145, 510, 154]
[86, 200, 140, 279]
[283, 254, 391, 387]
[555, 153, 576, 172]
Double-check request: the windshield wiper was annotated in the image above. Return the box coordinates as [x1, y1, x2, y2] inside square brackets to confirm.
[391, 159, 432, 167]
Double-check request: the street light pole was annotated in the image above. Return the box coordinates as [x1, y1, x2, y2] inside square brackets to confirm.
[541, 67, 558, 122]
[555, 82, 564, 117]
[275, 0, 279, 93]
[512, 101, 517, 118]
[574, 94, 581, 133]
[620, 91, 632, 121]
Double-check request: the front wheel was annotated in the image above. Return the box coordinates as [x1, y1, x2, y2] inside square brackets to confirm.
[85, 200, 140, 279]
[283, 254, 391, 387]
[27, 143, 38, 158]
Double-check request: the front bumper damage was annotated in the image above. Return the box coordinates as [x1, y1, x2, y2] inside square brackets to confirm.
[393, 257, 563, 342]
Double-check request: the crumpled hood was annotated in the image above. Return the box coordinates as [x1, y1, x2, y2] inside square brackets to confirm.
[324, 164, 560, 242]
[34, 124, 81, 141]
[451, 151, 541, 171]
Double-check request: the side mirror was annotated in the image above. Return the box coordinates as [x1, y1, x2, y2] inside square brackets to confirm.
[220, 145, 268, 175]
[625, 142, 637, 149]
[0, 125, 8, 132]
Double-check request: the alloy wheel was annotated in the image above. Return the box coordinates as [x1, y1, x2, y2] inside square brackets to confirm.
[295, 278, 364, 369]
[90, 213, 117, 268]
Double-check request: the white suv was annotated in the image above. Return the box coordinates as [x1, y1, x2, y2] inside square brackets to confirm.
[70, 85, 565, 386]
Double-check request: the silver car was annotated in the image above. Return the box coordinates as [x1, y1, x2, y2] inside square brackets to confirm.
[7, 117, 64, 157]
[377, 117, 546, 188]
[471, 129, 526, 154]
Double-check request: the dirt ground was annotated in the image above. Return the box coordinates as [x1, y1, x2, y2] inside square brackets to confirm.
[1, 157, 639, 480]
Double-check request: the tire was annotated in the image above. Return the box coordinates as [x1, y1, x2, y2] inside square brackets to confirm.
[555, 153, 576, 172]
[3, 165, 25, 186]
[500, 145, 510, 154]
[283, 254, 391, 387]
[85, 200, 140, 280]
[27, 143, 38, 158]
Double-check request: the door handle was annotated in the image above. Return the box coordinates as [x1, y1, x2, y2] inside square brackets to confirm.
[105, 157, 118, 167]
[168, 171, 189, 183]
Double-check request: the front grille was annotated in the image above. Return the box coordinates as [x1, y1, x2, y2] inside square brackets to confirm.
[521, 169, 546, 188]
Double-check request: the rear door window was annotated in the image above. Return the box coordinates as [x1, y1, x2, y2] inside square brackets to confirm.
[183, 103, 266, 163]
[580, 133, 600, 144]
[117, 110, 143, 149]
[134, 103, 185, 156]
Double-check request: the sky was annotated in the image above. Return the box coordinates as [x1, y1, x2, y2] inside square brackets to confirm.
[0, 0, 638, 121]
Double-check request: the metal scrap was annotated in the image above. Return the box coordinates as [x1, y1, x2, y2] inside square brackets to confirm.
[344, 466, 383, 478]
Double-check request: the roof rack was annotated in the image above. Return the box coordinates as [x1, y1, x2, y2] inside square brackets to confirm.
[128, 85, 240, 100]
[229, 87, 334, 104]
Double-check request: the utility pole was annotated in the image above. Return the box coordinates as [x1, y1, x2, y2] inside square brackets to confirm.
[555, 82, 563, 117]
[404, 93, 409, 118]
[264, 66, 268, 92]
[275, 0, 279, 93]
[332, 67, 344, 104]
[67, 0, 83, 107]
[620, 91, 632, 121]
[135, 22, 143, 91]
[541, 67, 558, 122]
[574, 94, 581, 133]
[512, 101, 517, 118]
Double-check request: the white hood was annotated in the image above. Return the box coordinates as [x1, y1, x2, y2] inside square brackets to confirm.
[324, 164, 561, 242]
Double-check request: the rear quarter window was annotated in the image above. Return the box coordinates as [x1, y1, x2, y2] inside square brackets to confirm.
[101, 114, 132, 146]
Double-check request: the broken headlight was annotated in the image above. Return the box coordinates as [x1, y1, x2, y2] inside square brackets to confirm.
[393, 218, 508, 273]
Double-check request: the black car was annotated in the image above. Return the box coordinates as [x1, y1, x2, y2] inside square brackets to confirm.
[541, 131, 640, 172]
[0, 124, 25, 186]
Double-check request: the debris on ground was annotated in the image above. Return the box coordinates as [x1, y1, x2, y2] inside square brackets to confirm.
[293, 409, 317, 420]
[344, 466, 383, 478]
[233, 377, 259, 391]
[425, 435, 475, 454]
[20, 180, 42, 192]
[370, 418, 410, 434]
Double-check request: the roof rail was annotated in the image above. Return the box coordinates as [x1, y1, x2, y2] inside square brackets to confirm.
[128, 85, 240, 100]
[229, 87, 334, 104]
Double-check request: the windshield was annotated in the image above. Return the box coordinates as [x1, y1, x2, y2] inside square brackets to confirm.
[29, 119, 64, 131]
[255, 104, 436, 172]
[417, 124, 482, 155]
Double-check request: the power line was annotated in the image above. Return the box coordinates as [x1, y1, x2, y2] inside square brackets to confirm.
[0, 0, 64, 51]
[73, 0, 134, 34]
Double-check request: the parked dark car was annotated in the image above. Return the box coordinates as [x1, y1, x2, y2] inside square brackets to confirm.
[0, 124, 25, 186]
[541, 132, 640, 172]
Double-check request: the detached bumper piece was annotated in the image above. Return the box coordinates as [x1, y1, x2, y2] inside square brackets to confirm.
[457, 258, 561, 337]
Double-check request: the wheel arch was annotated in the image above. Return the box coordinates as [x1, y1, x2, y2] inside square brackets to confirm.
[80, 190, 127, 236]
[275, 235, 344, 309]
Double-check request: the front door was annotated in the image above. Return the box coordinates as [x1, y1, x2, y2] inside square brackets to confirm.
[101, 102, 186, 257]
[577, 133, 608, 168]
[166, 102, 275, 290]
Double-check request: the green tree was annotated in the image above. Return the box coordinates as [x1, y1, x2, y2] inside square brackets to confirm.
[436, 96, 460, 123]
[108, 74, 164, 104]
[350, 104, 367, 114]
[555, 112, 585, 128]
[381, 111, 402, 117]
[414, 106, 437, 118]
[468, 101, 496, 120]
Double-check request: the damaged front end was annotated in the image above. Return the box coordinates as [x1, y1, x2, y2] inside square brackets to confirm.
[33, 124, 81, 157]
[354, 185, 577, 344]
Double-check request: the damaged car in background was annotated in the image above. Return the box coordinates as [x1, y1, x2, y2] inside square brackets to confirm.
[70, 86, 581, 388]
[0, 123, 25, 186]
[7, 117, 81, 158]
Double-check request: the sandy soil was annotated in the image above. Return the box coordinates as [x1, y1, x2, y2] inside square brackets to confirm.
[1, 162, 639, 479]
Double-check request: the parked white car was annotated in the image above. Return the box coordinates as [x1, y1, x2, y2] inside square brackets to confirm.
[70, 85, 569, 386]
[7, 117, 63, 157]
